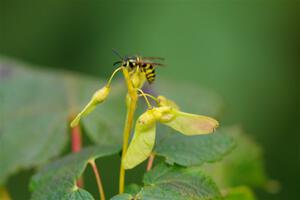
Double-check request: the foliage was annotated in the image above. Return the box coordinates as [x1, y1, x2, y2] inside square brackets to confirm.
[112, 163, 222, 200]
[0, 57, 271, 199]
[30, 146, 119, 200]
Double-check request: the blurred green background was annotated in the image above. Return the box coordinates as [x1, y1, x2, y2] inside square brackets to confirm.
[0, 0, 299, 200]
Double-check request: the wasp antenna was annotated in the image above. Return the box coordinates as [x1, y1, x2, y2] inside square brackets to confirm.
[112, 49, 123, 60]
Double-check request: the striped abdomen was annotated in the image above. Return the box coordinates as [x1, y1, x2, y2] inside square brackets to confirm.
[142, 63, 155, 84]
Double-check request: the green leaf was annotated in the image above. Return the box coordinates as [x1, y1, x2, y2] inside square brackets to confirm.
[30, 145, 119, 200]
[155, 128, 236, 166]
[124, 184, 142, 196]
[223, 186, 256, 200]
[112, 163, 222, 200]
[203, 127, 269, 189]
[111, 194, 133, 200]
[0, 57, 122, 184]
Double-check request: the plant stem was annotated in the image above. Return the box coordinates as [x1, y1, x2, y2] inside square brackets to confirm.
[89, 160, 106, 200]
[146, 153, 155, 171]
[119, 68, 138, 193]
[71, 124, 83, 187]
[119, 95, 137, 193]
[71, 125, 82, 153]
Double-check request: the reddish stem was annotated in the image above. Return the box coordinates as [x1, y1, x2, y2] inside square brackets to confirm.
[72, 125, 82, 153]
[89, 160, 106, 200]
[71, 124, 83, 187]
[146, 153, 155, 171]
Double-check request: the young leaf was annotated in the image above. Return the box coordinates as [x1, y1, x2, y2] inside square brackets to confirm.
[155, 127, 236, 166]
[82, 83, 127, 146]
[30, 145, 119, 200]
[112, 163, 222, 200]
[70, 85, 111, 128]
[163, 110, 219, 135]
[123, 110, 156, 169]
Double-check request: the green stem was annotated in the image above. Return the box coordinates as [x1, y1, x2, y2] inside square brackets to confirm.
[119, 68, 138, 193]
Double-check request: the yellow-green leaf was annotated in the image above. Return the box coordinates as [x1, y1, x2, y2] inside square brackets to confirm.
[122, 110, 156, 169]
[70, 85, 110, 128]
[163, 110, 219, 135]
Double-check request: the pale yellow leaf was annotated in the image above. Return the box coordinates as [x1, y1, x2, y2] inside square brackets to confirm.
[163, 110, 219, 135]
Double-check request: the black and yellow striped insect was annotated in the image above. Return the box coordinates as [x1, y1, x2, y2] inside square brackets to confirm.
[113, 50, 164, 84]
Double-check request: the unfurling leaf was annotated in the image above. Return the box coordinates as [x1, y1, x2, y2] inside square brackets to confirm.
[123, 110, 156, 169]
[70, 85, 110, 127]
[163, 110, 219, 135]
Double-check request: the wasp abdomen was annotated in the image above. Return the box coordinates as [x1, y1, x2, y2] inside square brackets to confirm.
[142, 63, 156, 84]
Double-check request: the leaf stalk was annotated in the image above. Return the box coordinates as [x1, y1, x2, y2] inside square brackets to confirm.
[89, 160, 106, 200]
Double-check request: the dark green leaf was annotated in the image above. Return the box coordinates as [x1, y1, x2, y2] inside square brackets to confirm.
[155, 128, 236, 166]
[112, 163, 222, 200]
[111, 194, 133, 200]
[124, 184, 142, 196]
[30, 145, 119, 200]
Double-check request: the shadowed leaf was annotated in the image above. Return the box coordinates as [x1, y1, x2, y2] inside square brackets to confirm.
[30, 145, 119, 200]
[155, 127, 235, 166]
[112, 163, 222, 200]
